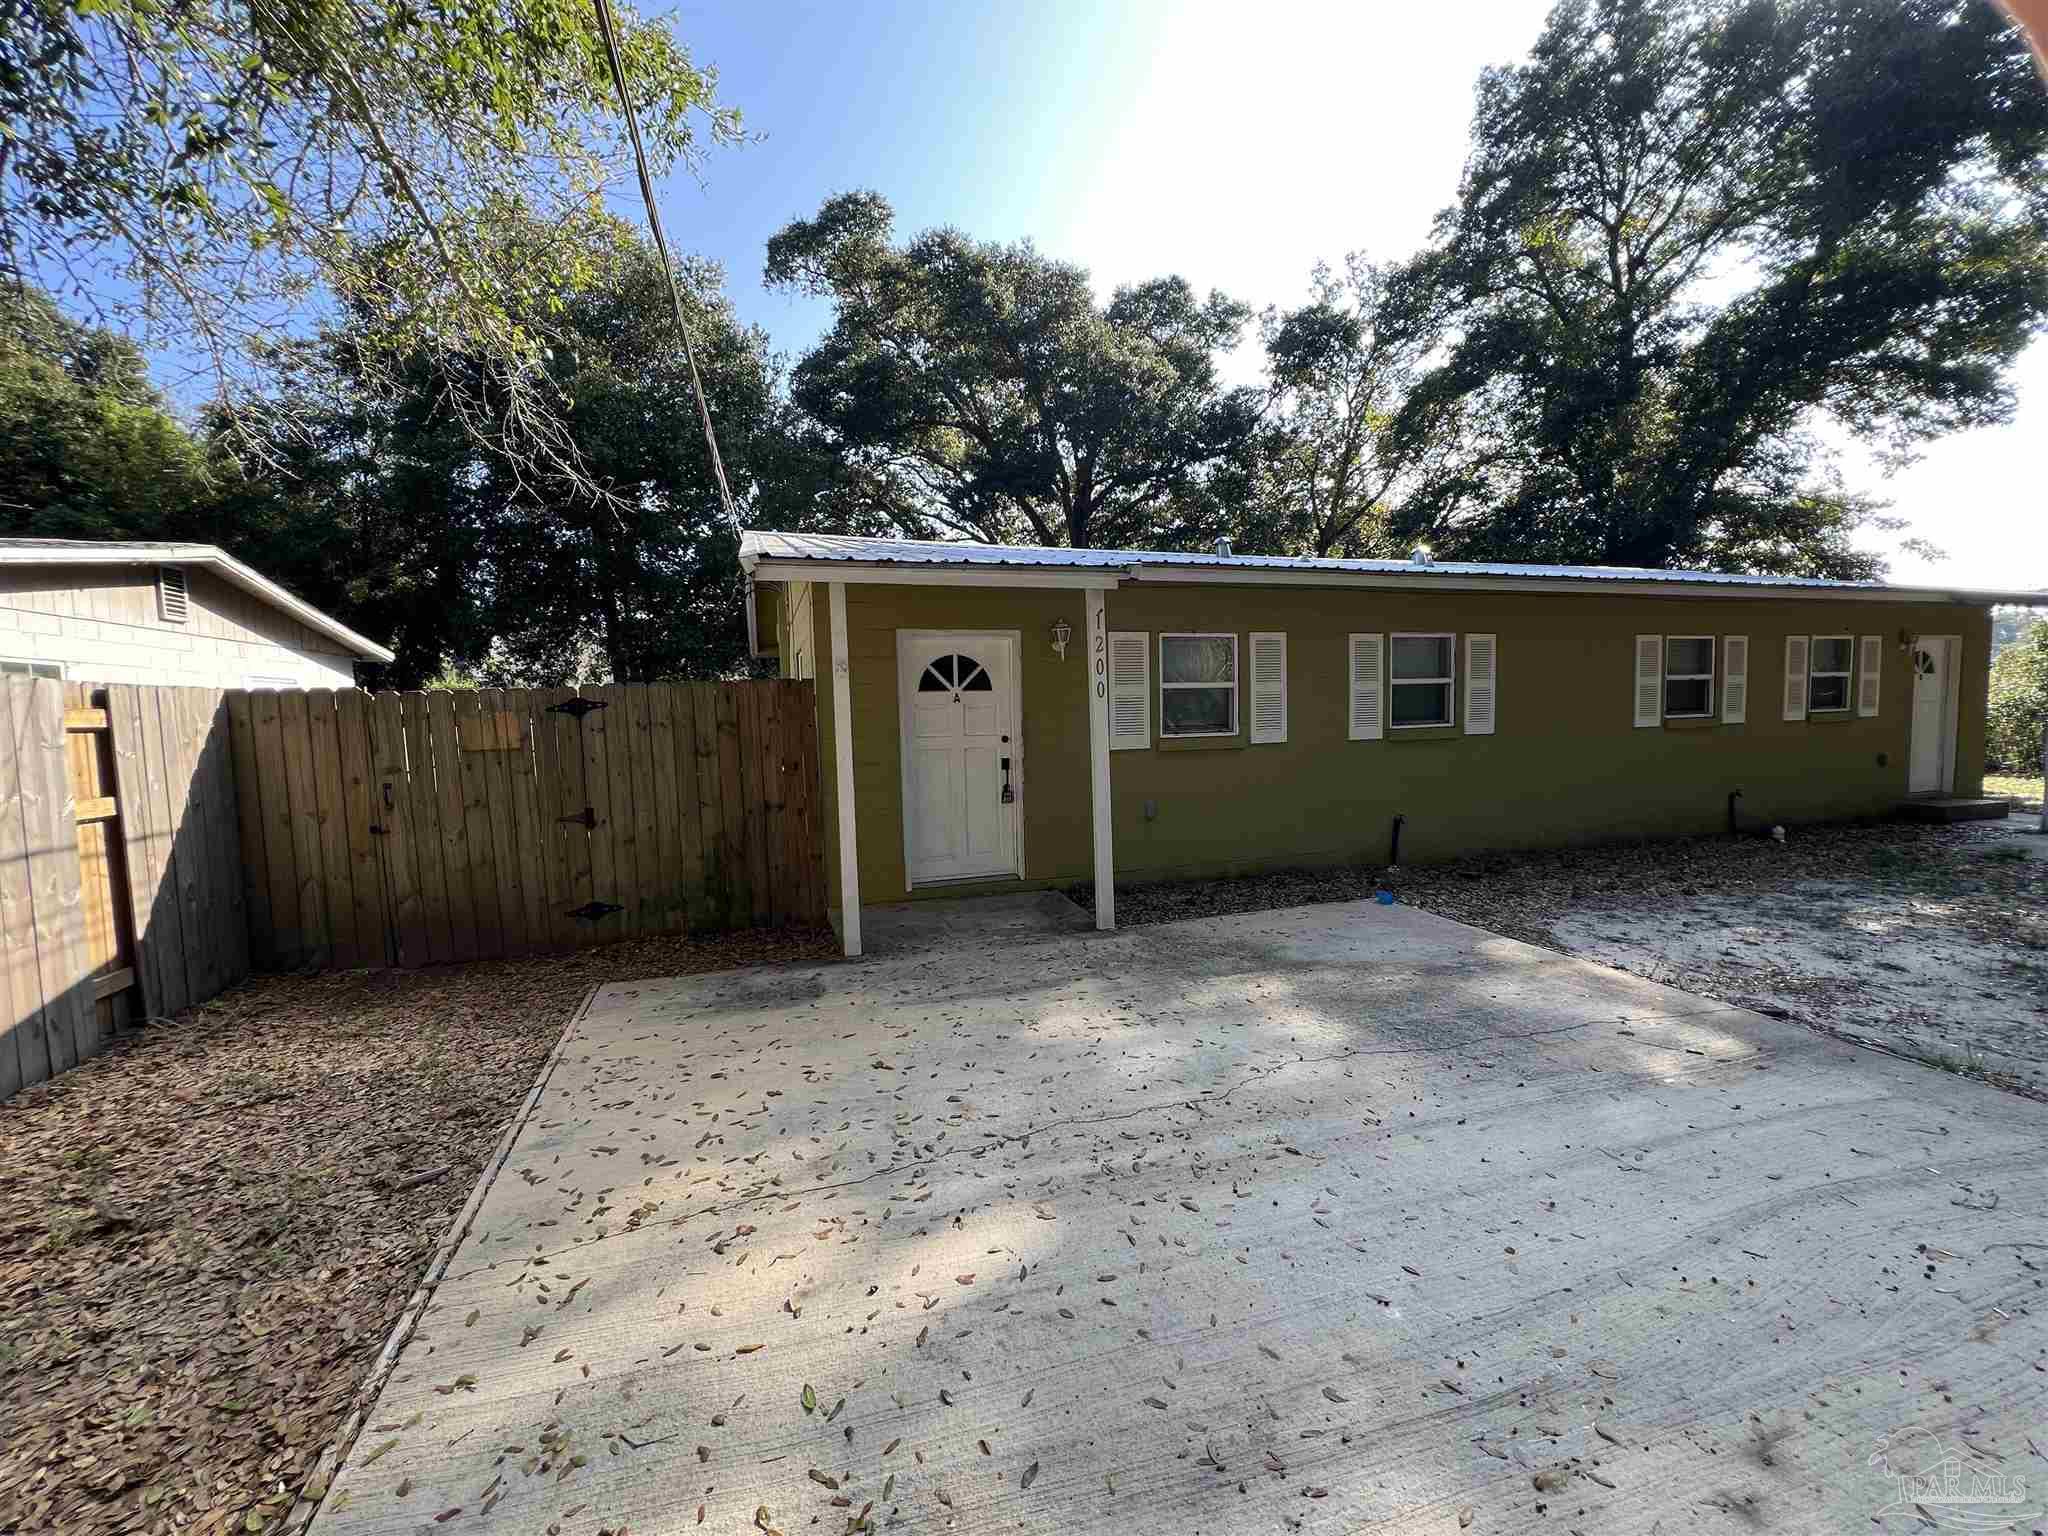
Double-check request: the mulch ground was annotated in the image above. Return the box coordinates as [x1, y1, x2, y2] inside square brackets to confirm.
[0, 926, 837, 1536]
[1074, 818, 2047, 955]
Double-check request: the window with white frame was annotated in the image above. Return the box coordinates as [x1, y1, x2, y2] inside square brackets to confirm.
[0, 658, 63, 680]
[1809, 635, 1853, 712]
[1663, 636, 1714, 718]
[1388, 633, 1454, 728]
[1159, 633, 1237, 737]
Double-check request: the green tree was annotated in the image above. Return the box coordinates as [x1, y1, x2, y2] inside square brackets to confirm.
[1391, 0, 2048, 576]
[0, 286, 214, 536]
[198, 357, 496, 688]
[1993, 604, 2039, 654]
[229, 213, 869, 686]
[0, 283, 485, 681]
[469, 226, 783, 685]
[1, 0, 737, 485]
[1246, 255, 1459, 558]
[766, 191, 1259, 549]
[1987, 616, 2047, 772]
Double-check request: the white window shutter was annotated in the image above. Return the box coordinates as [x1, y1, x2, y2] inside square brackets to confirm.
[1857, 635, 1882, 717]
[1248, 632, 1287, 744]
[1108, 631, 1150, 750]
[1348, 633, 1383, 741]
[1633, 635, 1662, 728]
[1464, 633, 1497, 735]
[1721, 635, 1748, 724]
[1783, 635, 1809, 721]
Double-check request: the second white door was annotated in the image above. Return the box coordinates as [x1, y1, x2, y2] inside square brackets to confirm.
[1908, 636, 1957, 794]
[899, 633, 1020, 885]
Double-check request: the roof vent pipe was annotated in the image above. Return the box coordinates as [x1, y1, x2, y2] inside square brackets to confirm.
[1214, 536, 1233, 558]
[1410, 544, 1435, 565]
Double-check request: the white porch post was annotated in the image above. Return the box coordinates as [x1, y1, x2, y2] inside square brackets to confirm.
[1085, 586, 1115, 930]
[828, 581, 861, 956]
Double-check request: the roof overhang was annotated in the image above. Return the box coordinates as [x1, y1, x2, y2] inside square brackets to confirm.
[0, 542, 397, 661]
[746, 557, 1123, 591]
[742, 552, 2043, 606]
[1123, 563, 2048, 605]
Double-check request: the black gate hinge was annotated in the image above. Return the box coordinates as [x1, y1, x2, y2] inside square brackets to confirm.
[558, 806, 597, 829]
[547, 697, 608, 719]
[568, 901, 623, 922]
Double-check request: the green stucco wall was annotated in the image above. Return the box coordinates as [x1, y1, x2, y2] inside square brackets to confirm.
[785, 580, 1991, 911]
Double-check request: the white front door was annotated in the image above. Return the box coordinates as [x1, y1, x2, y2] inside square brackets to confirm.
[899, 633, 1020, 885]
[1908, 636, 1957, 794]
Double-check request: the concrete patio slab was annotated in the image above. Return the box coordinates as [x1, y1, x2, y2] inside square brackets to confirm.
[309, 899, 2048, 1536]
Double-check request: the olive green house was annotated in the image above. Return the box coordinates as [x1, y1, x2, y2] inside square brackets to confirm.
[740, 530, 2032, 956]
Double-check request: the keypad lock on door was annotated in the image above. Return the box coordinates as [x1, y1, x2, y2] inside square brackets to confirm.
[1000, 756, 1014, 803]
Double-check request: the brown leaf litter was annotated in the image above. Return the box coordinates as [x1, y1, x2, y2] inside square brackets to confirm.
[0, 924, 834, 1536]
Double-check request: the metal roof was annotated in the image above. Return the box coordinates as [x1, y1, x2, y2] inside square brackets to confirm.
[739, 531, 2044, 605]
[0, 538, 396, 660]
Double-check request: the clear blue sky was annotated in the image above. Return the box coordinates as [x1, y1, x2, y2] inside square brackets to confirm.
[646, 1, 2047, 592]
[665, 0, 1529, 355]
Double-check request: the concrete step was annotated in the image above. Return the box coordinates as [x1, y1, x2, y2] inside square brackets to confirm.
[1896, 796, 2012, 823]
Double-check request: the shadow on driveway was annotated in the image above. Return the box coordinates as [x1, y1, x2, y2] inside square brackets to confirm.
[309, 898, 2048, 1536]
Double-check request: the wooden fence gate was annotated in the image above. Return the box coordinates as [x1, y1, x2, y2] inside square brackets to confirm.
[3, 679, 247, 1099]
[225, 681, 824, 972]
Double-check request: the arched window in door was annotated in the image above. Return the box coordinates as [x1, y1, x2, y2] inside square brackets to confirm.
[916, 654, 992, 695]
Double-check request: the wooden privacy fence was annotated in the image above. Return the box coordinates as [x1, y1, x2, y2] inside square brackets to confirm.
[2, 679, 247, 1100]
[2, 677, 822, 1100]
[226, 681, 825, 972]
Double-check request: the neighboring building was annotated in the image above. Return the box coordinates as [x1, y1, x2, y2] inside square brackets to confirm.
[0, 539, 392, 687]
[741, 530, 2043, 955]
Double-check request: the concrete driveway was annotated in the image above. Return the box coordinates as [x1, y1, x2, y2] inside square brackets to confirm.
[309, 900, 2047, 1536]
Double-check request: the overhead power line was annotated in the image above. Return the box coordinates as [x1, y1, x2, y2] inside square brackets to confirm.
[587, 0, 739, 530]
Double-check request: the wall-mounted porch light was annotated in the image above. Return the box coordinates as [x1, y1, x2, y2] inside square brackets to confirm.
[1050, 617, 1072, 660]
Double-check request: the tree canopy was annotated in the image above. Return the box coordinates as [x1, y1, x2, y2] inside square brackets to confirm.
[1243, 255, 1457, 559]
[766, 192, 1260, 549]
[218, 213, 851, 686]
[1388, 0, 2048, 576]
[0, 287, 217, 539]
[1, 0, 737, 487]
[1988, 615, 2047, 771]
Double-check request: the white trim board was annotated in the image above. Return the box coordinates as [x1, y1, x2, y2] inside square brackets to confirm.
[1086, 588, 1114, 930]
[828, 582, 861, 958]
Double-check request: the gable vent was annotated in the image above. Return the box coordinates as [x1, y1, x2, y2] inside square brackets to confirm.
[157, 565, 190, 623]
